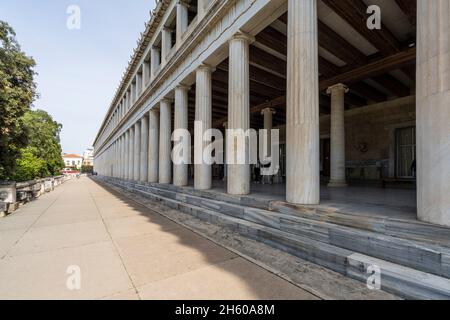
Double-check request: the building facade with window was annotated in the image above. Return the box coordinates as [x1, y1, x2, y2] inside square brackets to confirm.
[63, 154, 83, 170]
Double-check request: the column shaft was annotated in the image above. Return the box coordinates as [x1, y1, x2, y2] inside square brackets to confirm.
[195, 65, 213, 190]
[174, 85, 189, 187]
[162, 28, 172, 64]
[176, 1, 189, 44]
[140, 116, 149, 182]
[327, 84, 348, 187]
[159, 99, 172, 184]
[128, 127, 134, 180]
[151, 47, 161, 80]
[124, 131, 130, 179]
[148, 109, 160, 182]
[134, 121, 141, 181]
[286, 0, 320, 204]
[417, 0, 450, 226]
[227, 33, 252, 195]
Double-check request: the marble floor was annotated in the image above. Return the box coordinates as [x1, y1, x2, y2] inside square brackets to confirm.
[206, 180, 418, 221]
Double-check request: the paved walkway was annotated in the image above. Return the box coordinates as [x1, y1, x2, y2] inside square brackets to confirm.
[0, 177, 318, 300]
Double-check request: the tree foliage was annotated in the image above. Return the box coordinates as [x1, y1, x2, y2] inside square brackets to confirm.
[14, 109, 65, 181]
[1, 21, 64, 182]
[13, 146, 46, 182]
[0, 21, 37, 179]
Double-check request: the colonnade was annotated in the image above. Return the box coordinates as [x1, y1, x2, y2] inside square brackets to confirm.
[95, 0, 450, 227]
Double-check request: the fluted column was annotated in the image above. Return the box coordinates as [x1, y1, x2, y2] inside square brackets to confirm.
[261, 108, 276, 158]
[134, 121, 141, 181]
[120, 135, 124, 179]
[227, 32, 253, 195]
[327, 83, 348, 187]
[131, 82, 136, 105]
[151, 46, 161, 81]
[162, 27, 172, 64]
[174, 85, 190, 187]
[140, 116, 149, 182]
[223, 122, 228, 181]
[148, 109, 160, 182]
[176, 1, 189, 44]
[124, 131, 130, 179]
[136, 73, 142, 97]
[159, 99, 172, 184]
[195, 65, 213, 190]
[417, 0, 450, 226]
[143, 61, 150, 88]
[286, 0, 320, 205]
[128, 127, 134, 180]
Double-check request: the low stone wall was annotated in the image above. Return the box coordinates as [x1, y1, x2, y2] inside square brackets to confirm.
[0, 175, 70, 217]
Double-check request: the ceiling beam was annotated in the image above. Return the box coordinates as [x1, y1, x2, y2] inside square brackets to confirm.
[319, 48, 416, 91]
[321, 0, 401, 56]
[318, 20, 367, 66]
[212, 96, 286, 128]
[395, 0, 417, 26]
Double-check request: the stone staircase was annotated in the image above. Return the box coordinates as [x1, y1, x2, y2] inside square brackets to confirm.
[98, 177, 450, 300]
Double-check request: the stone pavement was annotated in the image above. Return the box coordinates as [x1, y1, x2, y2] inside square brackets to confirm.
[0, 177, 318, 300]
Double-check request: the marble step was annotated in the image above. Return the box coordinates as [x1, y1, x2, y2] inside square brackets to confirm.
[272, 202, 450, 247]
[103, 177, 450, 300]
[126, 179, 450, 248]
[120, 179, 450, 280]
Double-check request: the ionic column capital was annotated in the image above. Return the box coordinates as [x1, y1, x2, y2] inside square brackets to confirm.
[160, 97, 173, 104]
[162, 26, 174, 33]
[197, 63, 215, 73]
[229, 31, 255, 44]
[326, 83, 349, 95]
[261, 108, 276, 116]
[176, 84, 191, 91]
[177, 0, 190, 7]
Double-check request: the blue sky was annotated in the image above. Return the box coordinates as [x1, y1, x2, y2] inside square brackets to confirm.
[0, 0, 155, 154]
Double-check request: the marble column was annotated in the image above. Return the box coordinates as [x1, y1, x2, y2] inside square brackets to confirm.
[124, 131, 130, 179]
[223, 122, 228, 181]
[174, 85, 190, 187]
[416, 0, 450, 227]
[134, 121, 141, 181]
[140, 116, 149, 182]
[148, 109, 160, 183]
[128, 127, 134, 180]
[131, 82, 136, 104]
[286, 0, 320, 205]
[136, 72, 143, 97]
[151, 46, 161, 81]
[327, 83, 348, 187]
[159, 99, 172, 184]
[120, 135, 124, 179]
[143, 61, 150, 88]
[176, 1, 189, 44]
[261, 108, 276, 158]
[227, 32, 253, 195]
[162, 28, 172, 64]
[195, 65, 213, 190]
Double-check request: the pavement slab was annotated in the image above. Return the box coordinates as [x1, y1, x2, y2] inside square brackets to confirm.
[0, 177, 323, 300]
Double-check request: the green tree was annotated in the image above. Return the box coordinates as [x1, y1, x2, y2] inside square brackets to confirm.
[14, 109, 65, 180]
[13, 147, 46, 181]
[0, 21, 37, 180]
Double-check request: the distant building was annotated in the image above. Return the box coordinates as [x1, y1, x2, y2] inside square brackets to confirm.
[82, 148, 94, 167]
[62, 154, 83, 170]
